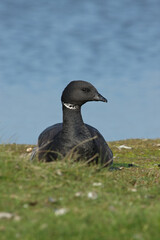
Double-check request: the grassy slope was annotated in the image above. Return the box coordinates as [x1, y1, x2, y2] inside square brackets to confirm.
[0, 139, 160, 240]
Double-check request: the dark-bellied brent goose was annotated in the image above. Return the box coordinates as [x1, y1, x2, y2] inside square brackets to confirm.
[37, 80, 113, 166]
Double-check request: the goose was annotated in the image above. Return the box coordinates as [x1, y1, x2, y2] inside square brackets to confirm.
[37, 80, 113, 166]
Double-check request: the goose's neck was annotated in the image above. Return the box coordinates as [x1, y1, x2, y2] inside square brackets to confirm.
[62, 103, 84, 130]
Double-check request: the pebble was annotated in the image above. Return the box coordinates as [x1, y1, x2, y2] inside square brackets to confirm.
[26, 147, 33, 153]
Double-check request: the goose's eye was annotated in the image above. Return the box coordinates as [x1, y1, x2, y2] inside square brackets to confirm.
[82, 88, 90, 93]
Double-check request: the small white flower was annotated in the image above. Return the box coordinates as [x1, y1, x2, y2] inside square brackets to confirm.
[87, 192, 97, 199]
[0, 212, 13, 219]
[14, 215, 21, 221]
[117, 145, 132, 150]
[0, 212, 21, 221]
[130, 188, 137, 192]
[75, 192, 83, 197]
[93, 182, 102, 187]
[54, 208, 68, 216]
[56, 170, 62, 176]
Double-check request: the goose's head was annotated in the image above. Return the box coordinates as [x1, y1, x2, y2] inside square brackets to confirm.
[61, 80, 107, 107]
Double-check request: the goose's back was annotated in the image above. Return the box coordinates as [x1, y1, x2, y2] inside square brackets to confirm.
[38, 123, 113, 164]
[38, 123, 62, 146]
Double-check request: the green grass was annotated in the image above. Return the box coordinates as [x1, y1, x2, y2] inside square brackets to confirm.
[0, 139, 160, 240]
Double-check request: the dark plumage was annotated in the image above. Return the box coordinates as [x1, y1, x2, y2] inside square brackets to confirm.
[37, 80, 113, 166]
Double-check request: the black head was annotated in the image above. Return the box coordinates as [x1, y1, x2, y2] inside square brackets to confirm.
[61, 80, 107, 106]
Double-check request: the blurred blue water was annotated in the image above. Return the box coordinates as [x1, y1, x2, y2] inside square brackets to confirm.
[0, 0, 160, 143]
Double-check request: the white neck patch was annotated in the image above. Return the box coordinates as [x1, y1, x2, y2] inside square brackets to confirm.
[63, 102, 79, 110]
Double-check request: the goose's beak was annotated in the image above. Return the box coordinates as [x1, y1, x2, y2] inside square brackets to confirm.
[93, 92, 108, 102]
